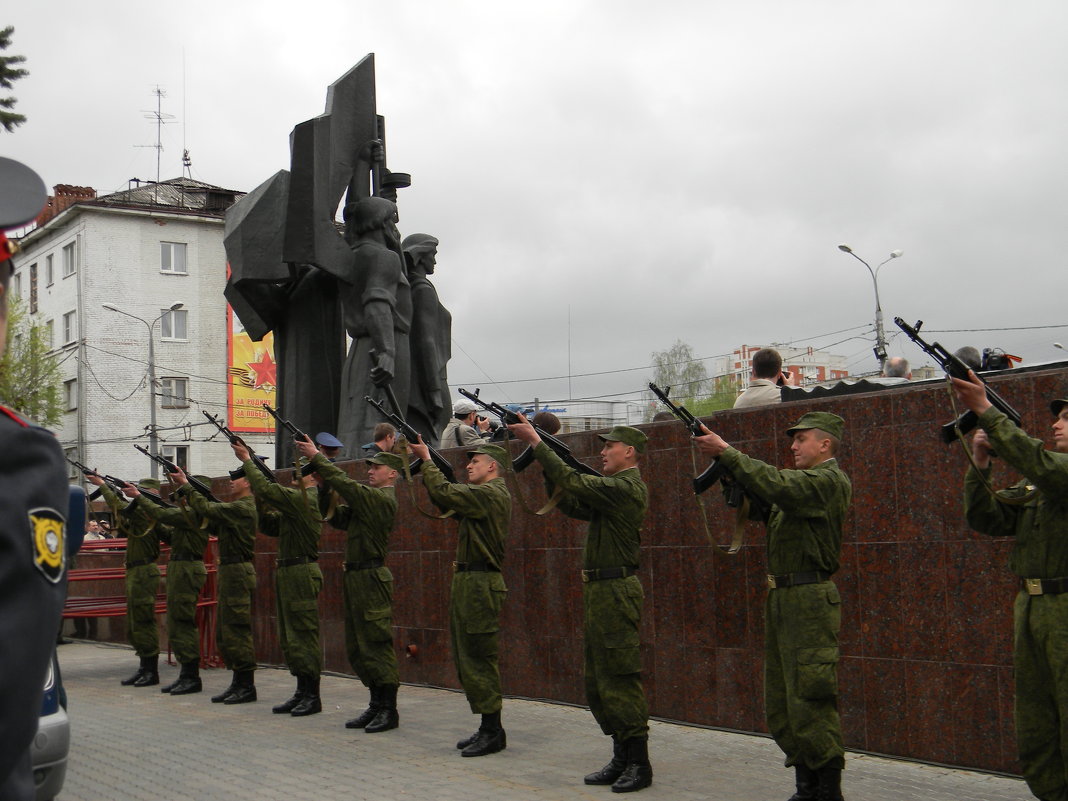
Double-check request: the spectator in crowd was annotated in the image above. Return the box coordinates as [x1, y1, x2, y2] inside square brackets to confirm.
[734, 348, 793, 409]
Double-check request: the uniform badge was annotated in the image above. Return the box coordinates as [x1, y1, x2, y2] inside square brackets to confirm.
[29, 507, 66, 583]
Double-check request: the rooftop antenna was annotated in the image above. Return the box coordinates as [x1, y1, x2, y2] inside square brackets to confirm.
[137, 86, 176, 203]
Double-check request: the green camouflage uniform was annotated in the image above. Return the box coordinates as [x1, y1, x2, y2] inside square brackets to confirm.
[964, 406, 1068, 801]
[422, 463, 511, 714]
[180, 487, 258, 673]
[312, 453, 399, 687]
[243, 460, 322, 679]
[535, 442, 650, 741]
[717, 446, 851, 771]
[137, 497, 209, 665]
[100, 484, 162, 658]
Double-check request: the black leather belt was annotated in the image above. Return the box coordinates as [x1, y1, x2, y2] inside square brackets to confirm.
[219, 555, 252, 566]
[277, 556, 317, 568]
[582, 566, 638, 583]
[125, 558, 155, 569]
[1023, 577, 1068, 596]
[767, 570, 832, 589]
[344, 558, 384, 572]
[169, 552, 201, 563]
[453, 561, 499, 573]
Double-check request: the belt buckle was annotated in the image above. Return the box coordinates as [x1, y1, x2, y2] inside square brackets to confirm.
[766, 574, 777, 589]
[1026, 578, 1043, 596]
[452, 561, 460, 571]
[581, 570, 590, 583]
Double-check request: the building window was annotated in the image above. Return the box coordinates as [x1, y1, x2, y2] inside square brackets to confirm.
[45, 254, 54, 286]
[160, 308, 188, 340]
[64, 378, 77, 411]
[44, 320, 54, 350]
[160, 377, 189, 408]
[62, 310, 77, 344]
[29, 263, 37, 313]
[64, 447, 79, 480]
[160, 242, 188, 274]
[62, 241, 77, 277]
[161, 444, 189, 471]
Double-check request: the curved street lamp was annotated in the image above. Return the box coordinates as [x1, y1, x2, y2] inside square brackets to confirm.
[837, 244, 903, 372]
[103, 301, 184, 477]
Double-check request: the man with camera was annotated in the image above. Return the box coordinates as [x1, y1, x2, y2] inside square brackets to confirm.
[734, 348, 794, 408]
[438, 399, 493, 449]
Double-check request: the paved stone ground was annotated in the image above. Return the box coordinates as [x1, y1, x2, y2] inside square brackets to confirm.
[55, 642, 1029, 801]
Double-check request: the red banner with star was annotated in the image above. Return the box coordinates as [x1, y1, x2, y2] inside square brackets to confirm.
[227, 303, 277, 433]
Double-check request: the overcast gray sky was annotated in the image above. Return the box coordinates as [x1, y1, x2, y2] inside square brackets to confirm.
[6, 0, 1067, 406]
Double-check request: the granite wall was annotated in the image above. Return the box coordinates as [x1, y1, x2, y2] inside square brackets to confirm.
[86, 364, 1068, 773]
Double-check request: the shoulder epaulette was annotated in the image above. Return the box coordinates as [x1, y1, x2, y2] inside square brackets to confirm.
[0, 404, 29, 427]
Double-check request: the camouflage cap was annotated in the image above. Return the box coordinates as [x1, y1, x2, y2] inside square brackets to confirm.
[366, 452, 404, 471]
[786, 411, 845, 440]
[1051, 399, 1068, 416]
[466, 443, 509, 467]
[598, 425, 647, 454]
[137, 478, 161, 490]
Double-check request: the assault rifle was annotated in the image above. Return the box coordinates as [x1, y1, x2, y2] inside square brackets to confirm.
[133, 444, 219, 502]
[262, 403, 310, 443]
[457, 388, 602, 477]
[648, 382, 769, 519]
[894, 318, 1022, 442]
[202, 411, 277, 483]
[68, 458, 173, 508]
[364, 395, 457, 483]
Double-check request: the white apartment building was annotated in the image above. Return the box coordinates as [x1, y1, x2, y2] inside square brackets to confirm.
[11, 177, 273, 483]
[714, 344, 850, 391]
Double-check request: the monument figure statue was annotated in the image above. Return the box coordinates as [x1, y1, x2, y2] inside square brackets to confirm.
[404, 233, 452, 440]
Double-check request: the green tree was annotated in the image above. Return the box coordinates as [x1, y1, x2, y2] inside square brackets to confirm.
[0, 26, 28, 132]
[649, 339, 709, 406]
[0, 300, 64, 425]
[689, 374, 741, 416]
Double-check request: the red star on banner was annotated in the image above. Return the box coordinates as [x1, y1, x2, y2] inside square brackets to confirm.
[246, 351, 277, 390]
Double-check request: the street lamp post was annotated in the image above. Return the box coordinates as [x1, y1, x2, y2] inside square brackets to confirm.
[103, 301, 184, 478]
[837, 244, 903, 373]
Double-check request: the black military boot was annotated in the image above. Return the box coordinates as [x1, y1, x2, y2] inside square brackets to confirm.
[211, 671, 240, 703]
[815, 766, 843, 801]
[273, 675, 306, 714]
[291, 676, 322, 717]
[786, 764, 819, 801]
[460, 711, 507, 757]
[610, 737, 653, 793]
[364, 684, 398, 732]
[224, 670, 258, 704]
[168, 661, 203, 696]
[121, 657, 148, 686]
[346, 686, 381, 729]
[132, 655, 159, 687]
[584, 736, 626, 785]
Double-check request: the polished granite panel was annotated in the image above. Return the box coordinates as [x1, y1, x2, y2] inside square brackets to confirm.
[83, 366, 1068, 774]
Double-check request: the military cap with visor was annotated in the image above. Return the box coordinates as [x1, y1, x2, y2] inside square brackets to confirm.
[598, 425, 647, 454]
[366, 451, 404, 471]
[465, 443, 508, 467]
[785, 411, 845, 441]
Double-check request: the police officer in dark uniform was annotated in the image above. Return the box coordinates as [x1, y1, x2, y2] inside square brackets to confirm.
[0, 157, 71, 800]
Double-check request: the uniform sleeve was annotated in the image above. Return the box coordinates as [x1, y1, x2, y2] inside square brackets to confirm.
[422, 463, 492, 518]
[981, 407, 1068, 497]
[311, 453, 376, 512]
[533, 441, 630, 513]
[181, 486, 256, 526]
[717, 447, 842, 512]
[243, 459, 287, 506]
[964, 465, 1021, 537]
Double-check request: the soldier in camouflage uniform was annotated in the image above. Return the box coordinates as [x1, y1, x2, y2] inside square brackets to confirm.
[128, 481, 210, 696]
[233, 442, 324, 717]
[88, 476, 164, 687]
[170, 467, 259, 704]
[696, 411, 851, 801]
[509, 421, 653, 793]
[296, 437, 403, 732]
[953, 373, 1068, 801]
[408, 438, 512, 757]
